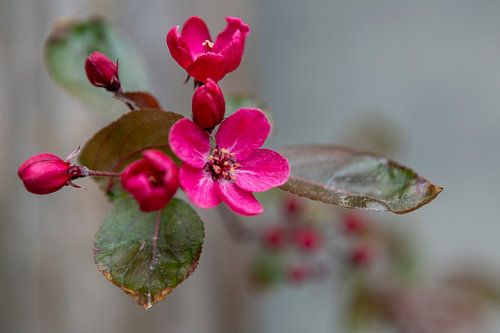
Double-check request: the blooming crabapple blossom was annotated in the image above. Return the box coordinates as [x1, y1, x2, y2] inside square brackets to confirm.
[121, 149, 179, 212]
[18, 153, 85, 194]
[167, 16, 250, 82]
[192, 79, 225, 130]
[84, 51, 121, 92]
[169, 108, 290, 216]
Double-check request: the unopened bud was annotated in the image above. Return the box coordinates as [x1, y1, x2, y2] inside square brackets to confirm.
[18, 153, 84, 194]
[192, 79, 225, 130]
[85, 51, 121, 92]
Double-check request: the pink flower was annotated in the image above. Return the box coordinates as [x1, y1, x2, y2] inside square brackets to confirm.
[263, 227, 287, 250]
[192, 79, 225, 130]
[293, 228, 323, 252]
[121, 149, 179, 212]
[85, 51, 121, 92]
[342, 213, 366, 235]
[18, 153, 82, 194]
[287, 264, 309, 284]
[283, 195, 303, 216]
[169, 108, 290, 216]
[166, 16, 250, 83]
[349, 246, 374, 267]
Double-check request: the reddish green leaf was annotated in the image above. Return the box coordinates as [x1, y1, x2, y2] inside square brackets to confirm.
[79, 109, 183, 195]
[116, 91, 161, 109]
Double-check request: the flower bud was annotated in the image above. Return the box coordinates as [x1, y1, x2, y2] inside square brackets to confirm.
[121, 149, 179, 212]
[18, 153, 72, 194]
[263, 227, 286, 250]
[192, 79, 225, 130]
[349, 246, 374, 267]
[342, 213, 366, 235]
[283, 195, 303, 216]
[84, 51, 121, 92]
[293, 227, 323, 252]
[287, 264, 309, 284]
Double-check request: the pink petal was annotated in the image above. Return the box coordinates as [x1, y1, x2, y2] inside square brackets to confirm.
[142, 149, 174, 172]
[235, 149, 290, 192]
[166, 26, 194, 70]
[213, 17, 250, 53]
[187, 53, 227, 82]
[218, 30, 246, 73]
[213, 17, 250, 73]
[169, 118, 210, 168]
[217, 181, 263, 216]
[181, 16, 212, 57]
[215, 108, 270, 159]
[180, 165, 221, 208]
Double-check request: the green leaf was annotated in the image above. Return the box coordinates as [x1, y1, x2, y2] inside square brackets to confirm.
[279, 145, 442, 214]
[94, 197, 205, 309]
[79, 109, 183, 196]
[249, 251, 285, 289]
[45, 17, 149, 113]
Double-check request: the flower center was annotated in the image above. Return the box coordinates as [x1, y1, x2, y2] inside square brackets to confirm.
[202, 40, 214, 53]
[147, 169, 164, 187]
[205, 147, 240, 181]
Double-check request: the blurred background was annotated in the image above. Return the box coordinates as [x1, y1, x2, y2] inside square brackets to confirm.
[2, 0, 500, 332]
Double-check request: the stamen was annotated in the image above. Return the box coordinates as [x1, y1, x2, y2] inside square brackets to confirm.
[202, 40, 214, 52]
[205, 146, 239, 181]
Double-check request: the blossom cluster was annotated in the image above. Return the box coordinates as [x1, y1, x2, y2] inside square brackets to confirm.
[18, 16, 290, 216]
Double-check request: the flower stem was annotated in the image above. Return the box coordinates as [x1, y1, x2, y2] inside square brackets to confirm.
[87, 170, 121, 178]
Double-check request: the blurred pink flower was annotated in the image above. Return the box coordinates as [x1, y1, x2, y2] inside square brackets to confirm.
[121, 149, 179, 212]
[169, 108, 289, 216]
[293, 228, 323, 252]
[263, 227, 287, 250]
[166, 16, 250, 82]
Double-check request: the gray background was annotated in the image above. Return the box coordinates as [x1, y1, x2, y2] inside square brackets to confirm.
[2, 0, 500, 332]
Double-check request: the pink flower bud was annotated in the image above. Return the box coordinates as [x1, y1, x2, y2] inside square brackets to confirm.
[263, 227, 286, 250]
[283, 196, 303, 216]
[349, 246, 374, 267]
[293, 228, 323, 252]
[18, 153, 72, 194]
[342, 213, 366, 235]
[121, 149, 179, 212]
[192, 79, 225, 130]
[84, 51, 121, 92]
[287, 264, 309, 284]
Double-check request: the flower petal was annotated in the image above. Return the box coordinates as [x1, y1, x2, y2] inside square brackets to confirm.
[142, 149, 174, 172]
[213, 17, 250, 73]
[166, 26, 194, 70]
[213, 17, 250, 52]
[180, 165, 221, 208]
[181, 16, 212, 57]
[169, 118, 210, 168]
[187, 53, 227, 82]
[235, 149, 290, 192]
[215, 108, 270, 159]
[217, 181, 263, 216]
